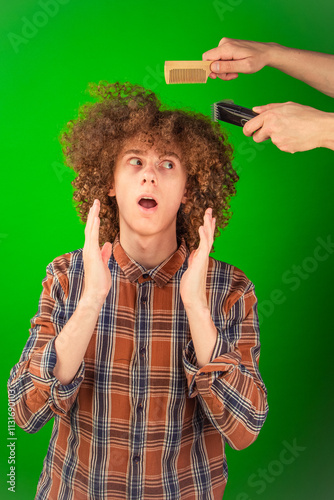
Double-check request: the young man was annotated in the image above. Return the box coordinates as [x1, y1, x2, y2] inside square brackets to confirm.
[8, 82, 268, 499]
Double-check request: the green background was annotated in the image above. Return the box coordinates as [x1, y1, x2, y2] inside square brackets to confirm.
[1, 0, 334, 498]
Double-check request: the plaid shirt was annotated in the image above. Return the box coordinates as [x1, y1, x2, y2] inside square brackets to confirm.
[8, 236, 268, 500]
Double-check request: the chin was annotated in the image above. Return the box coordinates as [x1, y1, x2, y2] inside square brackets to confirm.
[132, 224, 175, 240]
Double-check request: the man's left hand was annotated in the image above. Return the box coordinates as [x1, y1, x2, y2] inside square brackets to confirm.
[243, 102, 330, 153]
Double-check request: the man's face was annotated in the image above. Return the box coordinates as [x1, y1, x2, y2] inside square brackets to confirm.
[108, 139, 188, 241]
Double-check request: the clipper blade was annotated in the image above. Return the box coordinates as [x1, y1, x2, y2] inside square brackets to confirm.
[212, 100, 258, 127]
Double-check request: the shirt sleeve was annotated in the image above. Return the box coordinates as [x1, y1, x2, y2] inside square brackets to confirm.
[7, 258, 85, 434]
[182, 275, 268, 451]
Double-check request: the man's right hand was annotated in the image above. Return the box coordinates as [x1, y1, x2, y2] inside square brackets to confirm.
[202, 38, 273, 80]
[53, 200, 112, 385]
[82, 199, 112, 304]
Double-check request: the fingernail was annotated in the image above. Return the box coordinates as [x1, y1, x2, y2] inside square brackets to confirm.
[212, 62, 220, 72]
[253, 106, 261, 112]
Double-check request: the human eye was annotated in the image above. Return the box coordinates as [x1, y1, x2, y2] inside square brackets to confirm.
[129, 157, 142, 166]
[160, 160, 174, 170]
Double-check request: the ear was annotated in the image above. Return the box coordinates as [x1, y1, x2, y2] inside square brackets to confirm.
[108, 178, 116, 197]
[181, 185, 188, 204]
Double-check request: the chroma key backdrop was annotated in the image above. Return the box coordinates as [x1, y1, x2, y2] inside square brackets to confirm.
[1, 0, 333, 499]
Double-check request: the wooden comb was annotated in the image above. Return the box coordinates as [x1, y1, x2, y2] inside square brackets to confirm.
[164, 61, 213, 84]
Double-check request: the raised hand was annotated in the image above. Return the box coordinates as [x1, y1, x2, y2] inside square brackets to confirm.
[180, 208, 216, 311]
[82, 199, 112, 303]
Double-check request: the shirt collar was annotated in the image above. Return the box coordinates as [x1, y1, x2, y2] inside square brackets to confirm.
[112, 234, 188, 287]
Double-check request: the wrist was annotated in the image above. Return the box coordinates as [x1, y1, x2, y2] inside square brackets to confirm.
[79, 292, 107, 310]
[319, 112, 334, 150]
[265, 42, 286, 68]
[184, 301, 210, 317]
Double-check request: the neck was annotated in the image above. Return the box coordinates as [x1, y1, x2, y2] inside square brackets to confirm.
[119, 231, 178, 269]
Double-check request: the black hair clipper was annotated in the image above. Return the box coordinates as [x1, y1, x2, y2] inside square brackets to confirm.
[211, 100, 258, 127]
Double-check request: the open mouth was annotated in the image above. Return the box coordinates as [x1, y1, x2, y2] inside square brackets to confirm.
[138, 197, 158, 209]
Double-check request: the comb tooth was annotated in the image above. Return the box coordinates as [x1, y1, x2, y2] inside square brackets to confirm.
[169, 68, 207, 84]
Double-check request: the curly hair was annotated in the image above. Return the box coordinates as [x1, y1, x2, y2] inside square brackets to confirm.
[59, 81, 238, 252]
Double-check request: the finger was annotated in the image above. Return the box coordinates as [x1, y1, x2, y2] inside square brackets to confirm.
[243, 115, 264, 136]
[210, 60, 248, 75]
[211, 217, 216, 234]
[207, 211, 215, 246]
[202, 46, 226, 61]
[200, 223, 213, 255]
[222, 73, 239, 81]
[84, 203, 94, 236]
[203, 38, 235, 59]
[187, 249, 197, 267]
[203, 208, 212, 232]
[215, 73, 239, 81]
[101, 242, 112, 265]
[252, 128, 271, 143]
[90, 215, 101, 246]
[85, 199, 100, 237]
[203, 209, 215, 247]
[253, 103, 283, 113]
[198, 225, 205, 250]
[84, 217, 99, 253]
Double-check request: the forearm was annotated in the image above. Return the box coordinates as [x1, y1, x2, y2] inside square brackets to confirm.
[267, 43, 334, 97]
[183, 306, 268, 449]
[185, 305, 218, 368]
[53, 293, 104, 385]
[200, 367, 268, 450]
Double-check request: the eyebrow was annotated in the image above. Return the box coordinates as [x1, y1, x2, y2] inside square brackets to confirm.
[123, 149, 146, 156]
[122, 149, 181, 161]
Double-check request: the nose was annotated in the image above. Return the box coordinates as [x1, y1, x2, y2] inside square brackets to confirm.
[142, 166, 157, 185]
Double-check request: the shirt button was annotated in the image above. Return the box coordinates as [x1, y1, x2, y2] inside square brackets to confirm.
[142, 273, 149, 279]
[133, 455, 140, 464]
[140, 347, 145, 356]
[137, 403, 143, 412]
[141, 297, 147, 304]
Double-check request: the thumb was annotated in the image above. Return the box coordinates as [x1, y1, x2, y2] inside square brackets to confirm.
[210, 60, 240, 76]
[187, 249, 197, 267]
[253, 103, 281, 113]
[101, 242, 112, 265]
